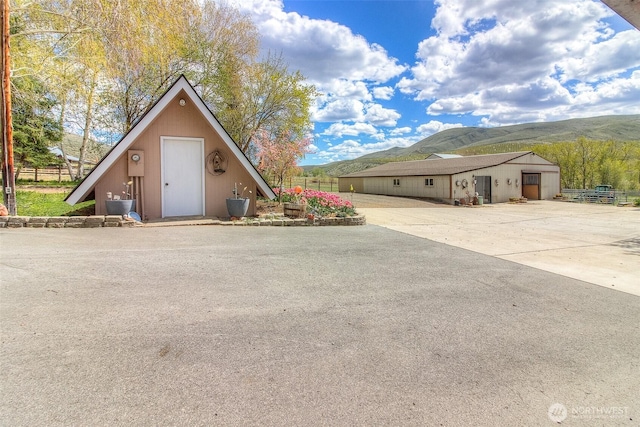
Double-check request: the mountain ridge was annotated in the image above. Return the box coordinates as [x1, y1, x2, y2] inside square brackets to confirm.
[307, 114, 640, 176]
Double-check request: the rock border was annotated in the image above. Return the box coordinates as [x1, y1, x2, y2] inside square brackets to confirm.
[0, 214, 366, 228]
[0, 215, 135, 228]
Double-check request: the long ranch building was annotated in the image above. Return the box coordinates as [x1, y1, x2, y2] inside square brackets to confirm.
[338, 151, 560, 204]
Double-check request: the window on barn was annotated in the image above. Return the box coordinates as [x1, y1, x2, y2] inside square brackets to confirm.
[425, 178, 434, 186]
[524, 174, 539, 185]
[393, 178, 400, 186]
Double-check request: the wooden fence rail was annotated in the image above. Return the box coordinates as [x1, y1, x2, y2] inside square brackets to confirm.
[284, 177, 340, 193]
[18, 166, 94, 182]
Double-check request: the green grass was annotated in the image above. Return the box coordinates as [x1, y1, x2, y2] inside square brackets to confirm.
[16, 179, 78, 187]
[16, 191, 95, 216]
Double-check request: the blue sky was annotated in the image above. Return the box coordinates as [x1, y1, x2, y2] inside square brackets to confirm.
[228, 0, 640, 165]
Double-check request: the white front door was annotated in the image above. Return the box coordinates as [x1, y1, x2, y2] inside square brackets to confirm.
[161, 137, 205, 217]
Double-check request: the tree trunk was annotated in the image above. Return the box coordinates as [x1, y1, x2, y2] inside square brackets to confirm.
[78, 72, 97, 179]
[59, 143, 75, 179]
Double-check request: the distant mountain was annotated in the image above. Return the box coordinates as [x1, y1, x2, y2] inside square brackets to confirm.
[307, 115, 640, 176]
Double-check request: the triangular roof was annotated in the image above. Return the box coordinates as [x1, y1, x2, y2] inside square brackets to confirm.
[66, 75, 276, 205]
[341, 151, 541, 178]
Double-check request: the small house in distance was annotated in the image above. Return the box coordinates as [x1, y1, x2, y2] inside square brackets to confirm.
[339, 151, 560, 204]
[65, 75, 275, 220]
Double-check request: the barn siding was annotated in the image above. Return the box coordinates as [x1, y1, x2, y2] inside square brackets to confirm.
[338, 152, 560, 204]
[338, 177, 364, 193]
[361, 175, 450, 200]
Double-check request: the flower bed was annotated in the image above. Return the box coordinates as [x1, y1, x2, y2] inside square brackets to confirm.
[274, 188, 356, 217]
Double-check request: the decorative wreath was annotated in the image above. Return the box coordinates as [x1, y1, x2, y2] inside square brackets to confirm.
[206, 150, 227, 175]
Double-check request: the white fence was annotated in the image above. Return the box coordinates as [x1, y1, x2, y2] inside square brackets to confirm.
[561, 189, 639, 204]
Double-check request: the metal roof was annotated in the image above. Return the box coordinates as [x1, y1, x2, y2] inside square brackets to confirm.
[49, 147, 80, 162]
[340, 151, 532, 178]
[426, 153, 463, 159]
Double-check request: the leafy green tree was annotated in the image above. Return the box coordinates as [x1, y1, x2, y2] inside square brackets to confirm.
[11, 0, 316, 168]
[11, 76, 62, 178]
[311, 167, 326, 178]
[240, 54, 315, 154]
[535, 138, 640, 190]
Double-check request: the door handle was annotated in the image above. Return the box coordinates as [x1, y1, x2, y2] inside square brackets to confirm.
[165, 183, 169, 186]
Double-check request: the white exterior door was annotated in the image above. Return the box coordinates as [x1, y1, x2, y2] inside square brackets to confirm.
[161, 137, 205, 217]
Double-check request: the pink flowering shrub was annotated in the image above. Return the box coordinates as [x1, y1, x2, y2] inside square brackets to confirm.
[274, 188, 356, 217]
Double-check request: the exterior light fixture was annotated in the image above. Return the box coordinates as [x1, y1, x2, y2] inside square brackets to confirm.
[179, 98, 186, 106]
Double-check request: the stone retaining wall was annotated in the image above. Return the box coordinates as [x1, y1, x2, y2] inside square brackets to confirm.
[0, 214, 366, 228]
[0, 215, 134, 228]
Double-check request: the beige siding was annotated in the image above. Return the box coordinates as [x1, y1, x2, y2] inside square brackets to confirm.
[451, 161, 559, 203]
[338, 177, 364, 193]
[362, 175, 451, 200]
[94, 90, 257, 220]
[347, 152, 560, 204]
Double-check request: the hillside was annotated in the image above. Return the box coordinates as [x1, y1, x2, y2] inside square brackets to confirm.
[54, 134, 110, 163]
[309, 115, 640, 176]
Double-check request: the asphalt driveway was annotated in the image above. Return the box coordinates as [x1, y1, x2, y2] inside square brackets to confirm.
[1, 225, 638, 426]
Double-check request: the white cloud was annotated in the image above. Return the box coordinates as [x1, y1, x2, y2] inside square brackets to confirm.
[321, 122, 380, 138]
[416, 121, 464, 136]
[364, 104, 401, 127]
[226, 0, 640, 164]
[390, 127, 412, 135]
[558, 30, 640, 83]
[307, 143, 319, 154]
[373, 86, 394, 100]
[229, 0, 406, 86]
[570, 70, 640, 115]
[322, 79, 372, 101]
[398, 0, 640, 125]
[314, 136, 421, 161]
[314, 99, 364, 122]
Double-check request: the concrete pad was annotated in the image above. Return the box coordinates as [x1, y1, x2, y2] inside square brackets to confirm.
[358, 201, 640, 296]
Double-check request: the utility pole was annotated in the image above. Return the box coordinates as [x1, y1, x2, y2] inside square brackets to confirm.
[1, 0, 16, 215]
